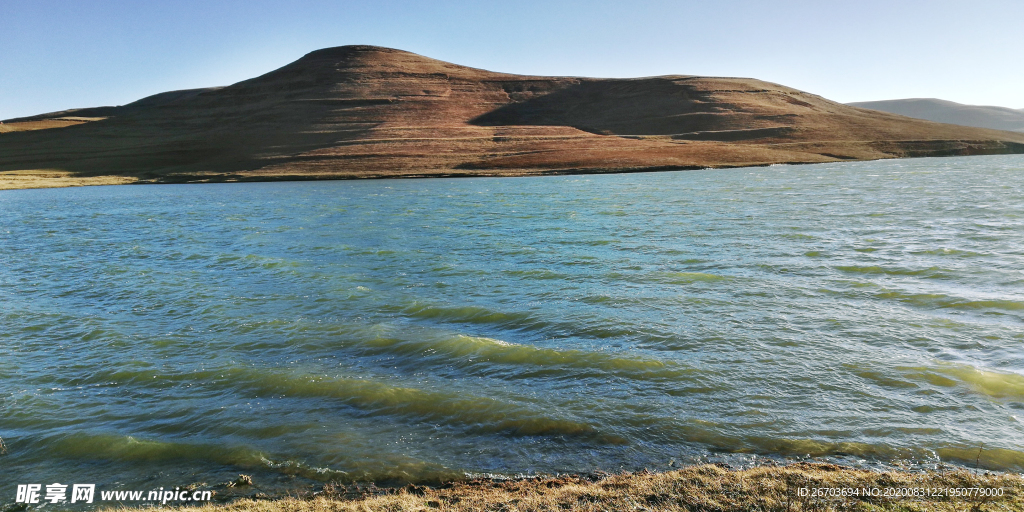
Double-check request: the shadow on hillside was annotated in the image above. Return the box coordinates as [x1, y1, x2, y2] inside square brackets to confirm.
[470, 78, 773, 138]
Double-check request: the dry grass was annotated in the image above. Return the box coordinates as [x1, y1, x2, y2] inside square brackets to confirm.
[0, 118, 97, 133]
[0, 170, 138, 190]
[97, 464, 1022, 512]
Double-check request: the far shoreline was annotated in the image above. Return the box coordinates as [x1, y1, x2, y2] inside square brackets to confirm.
[0, 157, 897, 191]
[8, 150, 1024, 191]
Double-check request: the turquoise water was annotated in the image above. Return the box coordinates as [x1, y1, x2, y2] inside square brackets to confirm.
[2, 155, 1023, 497]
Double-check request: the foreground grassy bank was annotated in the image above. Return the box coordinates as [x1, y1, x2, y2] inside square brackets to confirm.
[99, 464, 1021, 512]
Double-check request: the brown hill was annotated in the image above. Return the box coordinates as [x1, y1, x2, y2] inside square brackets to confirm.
[3, 45, 1024, 188]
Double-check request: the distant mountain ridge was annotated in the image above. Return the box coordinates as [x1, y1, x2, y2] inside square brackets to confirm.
[848, 98, 1024, 133]
[3, 45, 1024, 188]
[3, 87, 225, 124]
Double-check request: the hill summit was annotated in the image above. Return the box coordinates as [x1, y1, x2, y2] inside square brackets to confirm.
[3, 45, 1024, 188]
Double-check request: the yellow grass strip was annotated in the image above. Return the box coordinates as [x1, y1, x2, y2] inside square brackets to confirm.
[0, 170, 138, 190]
[0, 119, 91, 132]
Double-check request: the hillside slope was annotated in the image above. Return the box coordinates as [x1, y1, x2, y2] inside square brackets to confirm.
[3, 46, 1024, 187]
[849, 98, 1024, 133]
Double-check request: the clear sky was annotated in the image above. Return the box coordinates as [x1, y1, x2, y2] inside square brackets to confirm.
[2, 0, 1023, 120]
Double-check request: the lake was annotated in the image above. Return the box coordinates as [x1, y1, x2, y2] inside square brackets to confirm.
[2, 155, 1023, 498]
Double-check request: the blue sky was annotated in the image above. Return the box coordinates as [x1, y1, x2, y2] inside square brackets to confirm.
[2, 0, 1022, 119]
